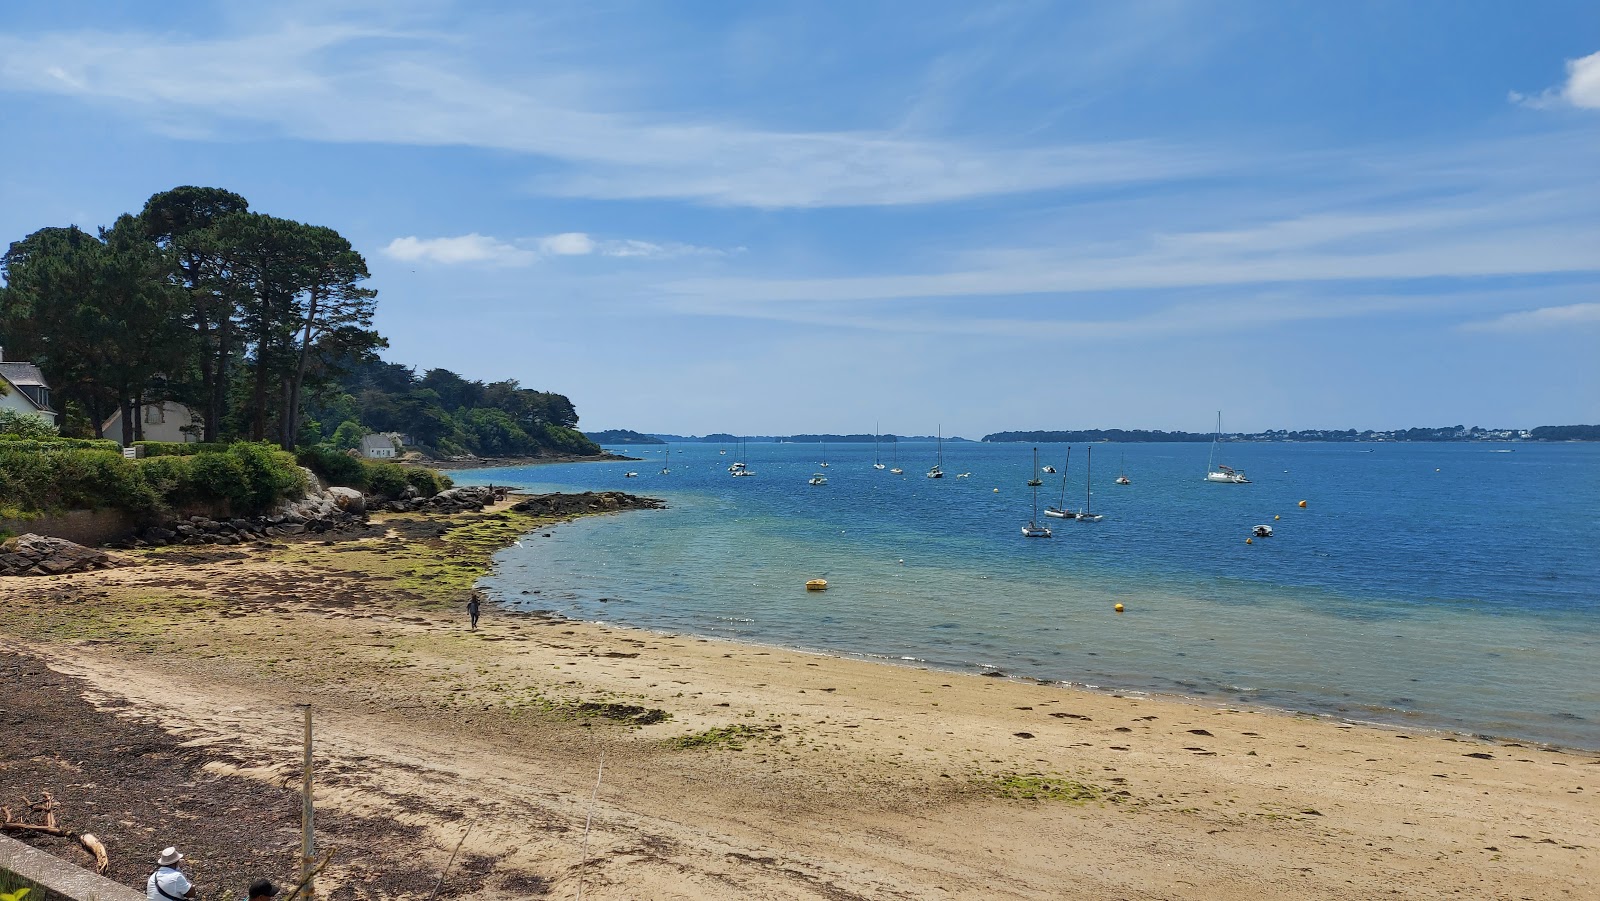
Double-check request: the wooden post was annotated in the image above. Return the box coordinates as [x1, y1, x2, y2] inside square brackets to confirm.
[298, 703, 316, 901]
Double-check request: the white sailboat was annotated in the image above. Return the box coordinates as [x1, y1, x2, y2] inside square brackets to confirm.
[1115, 452, 1130, 485]
[873, 424, 886, 470]
[1205, 412, 1250, 483]
[1076, 446, 1103, 521]
[1022, 447, 1053, 538]
[889, 435, 903, 474]
[730, 439, 755, 476]
[927, 426, 945, 479]
[660, 443, 671, 475]
[819, 439, 829, 467]
[1044, 447, 1073, 519]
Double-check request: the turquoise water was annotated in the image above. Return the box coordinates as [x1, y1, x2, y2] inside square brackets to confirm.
[459, 441, 1600, 748]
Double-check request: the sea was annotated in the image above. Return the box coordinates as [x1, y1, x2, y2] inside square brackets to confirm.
[454, 441, 1600, 749]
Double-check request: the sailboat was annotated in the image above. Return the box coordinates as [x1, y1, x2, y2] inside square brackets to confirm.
[873, 424, 885, 470]
[1044, 447, 1073, 519]
[927, 427, 945, 479]
[1115, 452, 1130, 485]
[819, 439, 829, 467]
[730, 439, 755, 476]
[1205, 412, 1250, 483]
[660, 443, 671, 475]
[889, 436, 903, 474]
[1076, 446, 1103, 521]
[1022, 447, 1053, 538]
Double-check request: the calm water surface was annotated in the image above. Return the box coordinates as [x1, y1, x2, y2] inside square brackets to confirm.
[457, 441, 1600, 748]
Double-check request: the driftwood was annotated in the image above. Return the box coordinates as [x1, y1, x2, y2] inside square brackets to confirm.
[0, 793, 111, 874]
[280, 848, 337, 901]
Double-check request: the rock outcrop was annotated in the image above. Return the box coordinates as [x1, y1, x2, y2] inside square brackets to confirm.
[0, 534, 139, 577]
[376, 485, 503, 514]
[509, 492, 666, 516]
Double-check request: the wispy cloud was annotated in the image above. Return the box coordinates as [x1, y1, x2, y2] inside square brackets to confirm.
[1510, 49, 1600, 110]
[0, 20, 1217, 209]
[384, 233, 534, 266]
[384, 232, 722, 265]
[1460, 301, 1600, 333]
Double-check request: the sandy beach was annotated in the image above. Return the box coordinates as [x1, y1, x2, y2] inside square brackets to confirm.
[2, 498, 1594, 900]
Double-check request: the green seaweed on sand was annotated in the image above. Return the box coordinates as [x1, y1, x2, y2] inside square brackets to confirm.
[669, 723, 779, 750]
[986, 773, 1105, 803]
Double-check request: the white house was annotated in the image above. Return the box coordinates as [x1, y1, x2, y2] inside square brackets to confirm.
[360, 433, 399, 459]
[101, 401, 202, 444]
[0, 353, 58, 426]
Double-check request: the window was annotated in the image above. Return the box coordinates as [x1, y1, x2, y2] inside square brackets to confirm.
[144, 405, 165, 424]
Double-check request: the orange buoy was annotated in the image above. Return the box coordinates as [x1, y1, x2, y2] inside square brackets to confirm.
[806, 579, 828, 591]
[1246, 537, 1254, 544]
[1114, 603, 1124, 613]
[1298, 500, 1307, 508]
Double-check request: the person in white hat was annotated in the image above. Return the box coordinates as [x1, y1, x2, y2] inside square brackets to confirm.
[147, 847, 195, 901]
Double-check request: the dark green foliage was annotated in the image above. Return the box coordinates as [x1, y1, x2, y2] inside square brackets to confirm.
[0, 410, 60, 440]
[132, 441, 232, 456]
[302, 357, 599, 458]
[0, 441, 304, 519]
[296, 444, 367, 489]
[0, 437, 122, 452]
[1530, 424, 1600, 440]
[294, 444, 450, 498]
[404, 467, 451, 497]
[586, 429, 666, 445]
[539, 424, 601, 455]
[363, 461, 410, 500]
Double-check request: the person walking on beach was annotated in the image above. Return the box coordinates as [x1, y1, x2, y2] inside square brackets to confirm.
[147, 847, 195, 900]
[467, 594, 481, 630]
[245, 877, 280, 900]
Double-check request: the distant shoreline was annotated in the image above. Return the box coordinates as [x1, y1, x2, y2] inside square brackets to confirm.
[431, 451, 639, 471]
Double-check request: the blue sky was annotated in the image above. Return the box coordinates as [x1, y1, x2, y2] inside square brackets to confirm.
[1, 0, 1597, 436]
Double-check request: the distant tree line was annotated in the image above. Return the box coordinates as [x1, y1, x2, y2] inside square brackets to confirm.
[305, 356, 598, 458]
[0, 185, 597, 458]
[985, 425, 1597, 442]
[588, 429, 665, 445]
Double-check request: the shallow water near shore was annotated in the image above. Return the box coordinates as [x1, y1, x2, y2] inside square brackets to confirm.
[460, 441, 1600, 748]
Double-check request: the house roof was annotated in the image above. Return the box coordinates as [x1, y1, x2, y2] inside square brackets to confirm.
[0, 362, 49, 388]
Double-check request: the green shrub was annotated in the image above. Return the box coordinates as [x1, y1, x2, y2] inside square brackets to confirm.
[404, 467, 451, 497]
[362, 460, 410, 499]
[0, 409, 61, 440]
[0, 440, 303, 519]
[132, 440, 231, 457]
[297, 444, 367, 490]
[539, 424, 602, 455]
[0, 437, 122, 452]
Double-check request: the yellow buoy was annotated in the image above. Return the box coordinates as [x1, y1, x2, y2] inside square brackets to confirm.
[1246, 537, 1254, 544]
[1298, 500, 1307, 508]
[1274, 514, 1280, 520]
[1114, 603, 1124, 613]
[806, 579, 828, 591]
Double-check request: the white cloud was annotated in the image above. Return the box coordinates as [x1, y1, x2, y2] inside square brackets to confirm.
[1460, 302, 1600, 333]
[0, 23, 1216, 209]
[1511, 49, 1600, 110]
[385, 231, 721, 265]
[538, 232, 597, 256]
[383, 234, 533, 265]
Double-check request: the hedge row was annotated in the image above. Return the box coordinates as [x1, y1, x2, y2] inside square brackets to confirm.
[0, 437, 123, 452]
[296, 445, 452, 500]
[0, 441, 307, 520]
[132, 440, 233, 456]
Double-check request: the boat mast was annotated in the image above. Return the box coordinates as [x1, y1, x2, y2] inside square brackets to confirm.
[1085, 446, 1092, 515]
[1057, 447, 1072, 510]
